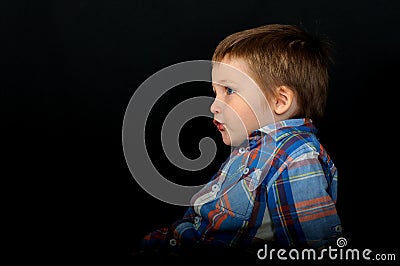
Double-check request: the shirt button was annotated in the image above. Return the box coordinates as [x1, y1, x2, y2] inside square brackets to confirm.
[243, 168, 250, 175]
[194, 216, 200, 224]
[169, 238, 177, 246]
[212, 184, 220, 192]
[239, 147, 246, 154]
[334, 225, 342, 233]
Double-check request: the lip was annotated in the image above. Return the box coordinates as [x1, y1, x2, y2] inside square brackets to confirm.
[213, 119, 225, 131]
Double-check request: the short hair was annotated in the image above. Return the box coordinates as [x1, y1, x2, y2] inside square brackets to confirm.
[212, 24, 333, 122]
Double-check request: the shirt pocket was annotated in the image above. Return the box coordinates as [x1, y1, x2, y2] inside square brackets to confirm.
[216, 177, 256, 220]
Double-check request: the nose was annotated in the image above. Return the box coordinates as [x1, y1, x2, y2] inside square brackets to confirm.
[210, 98, 221, 114]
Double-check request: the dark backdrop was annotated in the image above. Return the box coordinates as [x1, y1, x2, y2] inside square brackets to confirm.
[2, 0, 399, 264]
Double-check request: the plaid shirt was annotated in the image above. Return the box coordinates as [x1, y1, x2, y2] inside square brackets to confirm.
[141, 119, 342, 251]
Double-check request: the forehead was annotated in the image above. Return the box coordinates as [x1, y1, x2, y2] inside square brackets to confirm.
[211, 56, 255, 87]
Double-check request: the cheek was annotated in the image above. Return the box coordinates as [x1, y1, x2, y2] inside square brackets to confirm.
[239, 102, 258, 122]
[243, 109, 259, 130]
[229, 102, 257, 130]
[225, 97, 263, 129]
[226, 100, 248, 123]
[243, 97, 273, 128]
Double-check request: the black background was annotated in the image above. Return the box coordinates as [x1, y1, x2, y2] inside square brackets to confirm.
[2, 0, 399, 264]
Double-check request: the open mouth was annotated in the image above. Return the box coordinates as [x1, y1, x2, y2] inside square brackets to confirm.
[213, 119, 225, 131]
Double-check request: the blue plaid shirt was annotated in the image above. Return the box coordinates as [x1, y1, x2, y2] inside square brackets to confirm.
[141, 119, 342, 251]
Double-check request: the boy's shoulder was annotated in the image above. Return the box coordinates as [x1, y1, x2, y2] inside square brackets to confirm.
[272, 123, 320, 159]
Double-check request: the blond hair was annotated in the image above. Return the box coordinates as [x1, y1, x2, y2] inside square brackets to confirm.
[212, 24, 332, 122]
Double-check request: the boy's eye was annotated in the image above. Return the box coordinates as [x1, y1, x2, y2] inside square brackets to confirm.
[226, 87, 235, 95]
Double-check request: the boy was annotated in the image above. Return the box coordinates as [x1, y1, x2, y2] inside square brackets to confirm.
[139, 24, 342, 256]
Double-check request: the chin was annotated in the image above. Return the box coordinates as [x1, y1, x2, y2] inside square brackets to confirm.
[221, 132, 232, 146]
[222, 134, 244, 147]
[223, 140, 231, 146]
[222, 137, 231, 146]
[221, 130, 247, 146]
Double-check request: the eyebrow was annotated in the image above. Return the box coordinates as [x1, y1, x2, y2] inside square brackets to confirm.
[213, 79, 237, 86]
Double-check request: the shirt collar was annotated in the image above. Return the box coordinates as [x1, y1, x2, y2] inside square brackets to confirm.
[258, 118, 313, 134]
[250, 118, 315, 145]
[236, 118, 315, 150]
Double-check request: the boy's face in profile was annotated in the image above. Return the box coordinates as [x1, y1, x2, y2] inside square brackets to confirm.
[211, 56, 274, 146]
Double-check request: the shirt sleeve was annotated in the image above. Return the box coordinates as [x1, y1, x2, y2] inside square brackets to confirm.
[140, 207, 200, 251]
[267, 150, 342, 249]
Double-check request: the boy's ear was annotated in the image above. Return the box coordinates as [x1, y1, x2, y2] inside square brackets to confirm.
[273, 86, 295, 115]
